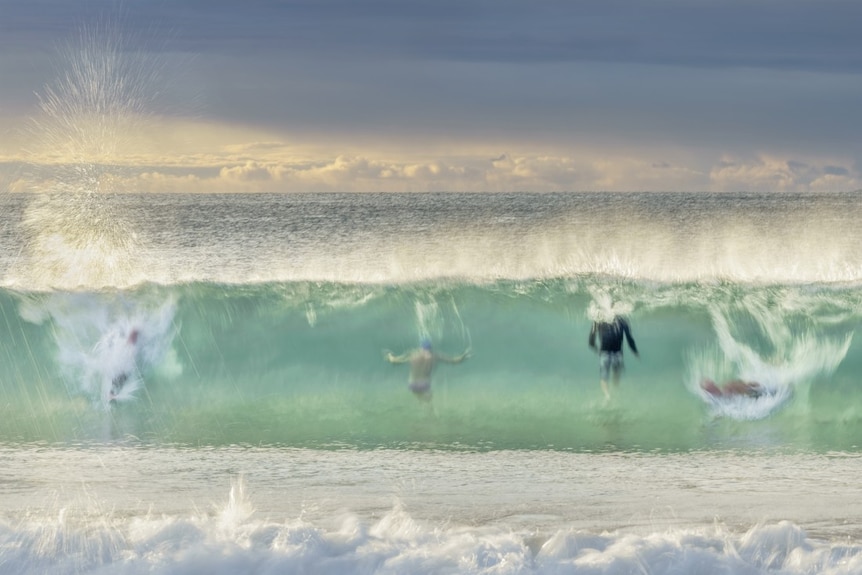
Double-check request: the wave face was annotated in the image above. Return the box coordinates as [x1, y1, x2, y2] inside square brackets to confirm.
[0, 276, 858, 450]
[1, 191, 861, 450]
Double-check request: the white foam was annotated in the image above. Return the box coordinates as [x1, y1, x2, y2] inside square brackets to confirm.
[685, 290, 853, 420]
[3, 479, 862, 575]
[19, 292, 178, 407]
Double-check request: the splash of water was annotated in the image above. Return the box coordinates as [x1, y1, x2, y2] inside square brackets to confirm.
[217, 476, 255, 532]
[11, 20, 167, 289]
[587, 286, 634, 323]
[413, 294, 470, 350]
[19, 292, 179, 408]
[686, 289, 853, 420]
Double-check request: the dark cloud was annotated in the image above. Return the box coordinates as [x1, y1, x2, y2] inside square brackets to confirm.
[824, 165, 849, 176]
[2, 0, 861, 166]
[182, 55, 862, 156]
[2, 0, 862, 72]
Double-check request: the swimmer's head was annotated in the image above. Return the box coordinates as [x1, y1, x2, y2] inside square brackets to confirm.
[420, 338, 432, 350]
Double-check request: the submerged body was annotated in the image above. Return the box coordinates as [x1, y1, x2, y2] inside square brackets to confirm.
[109, 329, 140, 401]
[386, 340, 470, 400]
[701, 378, 764, 399]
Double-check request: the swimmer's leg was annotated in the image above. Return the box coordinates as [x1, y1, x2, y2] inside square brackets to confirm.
[598, 353, 613, 400]
[600, 378, 611, 401]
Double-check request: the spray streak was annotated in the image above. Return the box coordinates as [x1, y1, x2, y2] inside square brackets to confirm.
[28, 22, 164, 186]
[684, 288, 854, 420]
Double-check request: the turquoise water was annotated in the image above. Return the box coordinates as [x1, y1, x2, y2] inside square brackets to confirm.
[0, 277, 859, 451]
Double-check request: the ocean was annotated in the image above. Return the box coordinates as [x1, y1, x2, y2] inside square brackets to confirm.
[1, 190, 862, 574]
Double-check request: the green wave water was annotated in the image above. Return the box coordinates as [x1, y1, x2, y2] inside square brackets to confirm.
[0, 278, 859, 451]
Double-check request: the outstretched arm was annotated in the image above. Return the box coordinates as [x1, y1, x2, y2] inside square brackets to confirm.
[384, 349, 411, 364]
[436, 347, 472, 364]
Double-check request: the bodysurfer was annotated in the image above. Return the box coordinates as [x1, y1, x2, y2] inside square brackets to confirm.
[385, 339, 471, 401]
[700, 378, 764, 399]
[588, 315, 639, 400]
[109, 328, 140, 401]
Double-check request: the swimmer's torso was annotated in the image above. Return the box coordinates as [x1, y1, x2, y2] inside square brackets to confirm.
[408, 349, 435, 382]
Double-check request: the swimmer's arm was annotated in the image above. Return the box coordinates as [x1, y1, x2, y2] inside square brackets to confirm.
[384, 350, 410, 363]
[622, 322, 639, 356]
[437, 348, 472, 364]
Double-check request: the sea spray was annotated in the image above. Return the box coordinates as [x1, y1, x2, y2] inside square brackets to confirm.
[0, 21, 184, 416]
[13, 19, 171, 290]
[683, 288, 854, 420]
[17, 291, 178, 407]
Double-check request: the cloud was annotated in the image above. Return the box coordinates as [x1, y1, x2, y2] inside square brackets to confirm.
[710, 155, 862, 193]
[4, 136, 859, 194]
[219, 161, 280, 182]
[823, 165, 849, 177]
[5, 0, 862, 73]
[4, 1, 862, 173]
[2, 99, 859, 195]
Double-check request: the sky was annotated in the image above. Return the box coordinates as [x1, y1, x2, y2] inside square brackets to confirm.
[1, 0, 861, 193]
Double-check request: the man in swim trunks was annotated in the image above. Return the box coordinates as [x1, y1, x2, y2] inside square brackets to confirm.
[701, 378, 764, 399]
[588, 315, 639, 400]
[385, 339, 471, 401]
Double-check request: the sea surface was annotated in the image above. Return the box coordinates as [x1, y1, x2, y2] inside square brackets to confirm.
[1, 190, 862, 574]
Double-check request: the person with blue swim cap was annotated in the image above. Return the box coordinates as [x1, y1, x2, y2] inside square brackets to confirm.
[385, 338, 471, 401]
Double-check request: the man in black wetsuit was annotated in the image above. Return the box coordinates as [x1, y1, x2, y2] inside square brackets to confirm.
[588, 315, 639, 400]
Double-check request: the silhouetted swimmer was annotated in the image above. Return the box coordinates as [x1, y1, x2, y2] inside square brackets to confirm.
[588, 315, 639, 400]
[385, 339, 470, 401]
[109, 328, 139, 401]
[701, 378, 764, 399]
